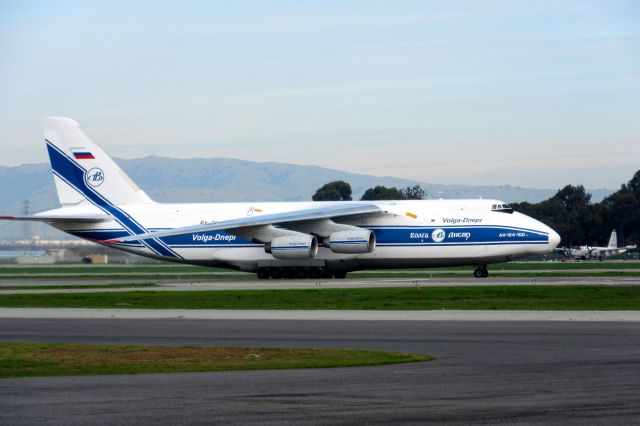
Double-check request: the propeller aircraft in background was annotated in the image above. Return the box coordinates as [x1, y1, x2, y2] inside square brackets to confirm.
[557, 229, 636, 261]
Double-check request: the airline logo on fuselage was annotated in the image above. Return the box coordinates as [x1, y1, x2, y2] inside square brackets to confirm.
[409, 229, 472, 242]
[410, 232, 431, 239]
[431, 229, 446, 242]
[448, 231, 471, 240]
[442, 217, 483, 224]
[192, 233, 236, 243]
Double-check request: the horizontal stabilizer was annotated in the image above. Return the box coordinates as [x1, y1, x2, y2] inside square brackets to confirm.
[0, 214, 111, 223]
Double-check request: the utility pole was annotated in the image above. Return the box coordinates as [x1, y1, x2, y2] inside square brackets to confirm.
[21, 199, 31, 242]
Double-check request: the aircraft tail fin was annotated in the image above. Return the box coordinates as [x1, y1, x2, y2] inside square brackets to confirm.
[44, 117, 153, 206]
[608, 229, 618, 248]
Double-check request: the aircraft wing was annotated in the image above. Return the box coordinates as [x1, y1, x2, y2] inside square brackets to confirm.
[0, 214, 112, 223]
[597, 247, 623, 255]
[104, 203, 382, 243]
[592, 245, 636, 256]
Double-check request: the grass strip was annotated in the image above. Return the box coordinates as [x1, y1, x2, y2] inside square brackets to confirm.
[348, 271, 640, 279]
[0, 273, 253, 281]
[0, 285, 639, 310]
[0, 265, 233, 274]
[0, 283, 158, 291]
[0, 342, 431, 378]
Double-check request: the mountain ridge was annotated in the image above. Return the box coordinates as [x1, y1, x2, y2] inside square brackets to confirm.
[0, 156, 614, 239]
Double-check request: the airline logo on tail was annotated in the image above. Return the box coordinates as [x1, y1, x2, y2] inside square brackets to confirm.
[86, 168, 105, 187]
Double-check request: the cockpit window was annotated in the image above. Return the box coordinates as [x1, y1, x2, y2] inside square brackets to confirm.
[491, 203, 514, 214]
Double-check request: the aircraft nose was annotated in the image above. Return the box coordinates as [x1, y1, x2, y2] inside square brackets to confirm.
[548, 228, 561, 249]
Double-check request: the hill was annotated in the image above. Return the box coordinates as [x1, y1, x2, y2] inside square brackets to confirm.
[0, 156, 614, 239]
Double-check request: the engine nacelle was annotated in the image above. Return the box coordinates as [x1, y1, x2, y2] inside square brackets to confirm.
[329, 229, 376, 254]
[265, 235, 318, 259]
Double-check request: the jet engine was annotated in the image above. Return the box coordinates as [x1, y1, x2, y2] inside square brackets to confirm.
[265, 235, 318, 259]
[329, 229, 376, 254]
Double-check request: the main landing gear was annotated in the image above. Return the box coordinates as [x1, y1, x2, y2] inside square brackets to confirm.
[257, 267, 347, 280]
[473, 265, 489, 278]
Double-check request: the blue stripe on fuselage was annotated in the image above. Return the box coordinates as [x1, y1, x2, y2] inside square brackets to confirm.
[69, 228, 256, 248]
[374, 226, 547, 246]
[67, 225, 547, 251]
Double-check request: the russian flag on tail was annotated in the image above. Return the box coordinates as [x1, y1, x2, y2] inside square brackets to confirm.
[72, 148, 95, 160]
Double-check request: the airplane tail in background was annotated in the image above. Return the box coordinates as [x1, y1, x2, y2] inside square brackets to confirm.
[44, 117, 153, 206]
[608, 230, 618, 249]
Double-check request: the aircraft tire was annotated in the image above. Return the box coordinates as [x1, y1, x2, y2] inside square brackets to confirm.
[270, 268, 283, 279]
[474, 266, 488, 278]
[296, 267, 310, 279]
[322, 269, 334, 279]
[257, 268, 270, 280]
[282, 268, 296, 279]
[333, 271, 347, 279]
[309, 267, 323, 279]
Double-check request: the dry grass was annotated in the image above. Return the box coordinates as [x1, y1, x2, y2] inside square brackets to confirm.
[0, 343, 431, 378]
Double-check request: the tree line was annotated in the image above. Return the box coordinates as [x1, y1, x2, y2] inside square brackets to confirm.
[512, 171, 640, 247]
[312, 181, 426, 201]
[312, 170, 640, 247]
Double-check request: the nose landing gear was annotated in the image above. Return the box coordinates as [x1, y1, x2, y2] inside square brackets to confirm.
[473, 265, 489, 278]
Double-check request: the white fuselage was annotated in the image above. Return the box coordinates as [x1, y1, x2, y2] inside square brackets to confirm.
[46, 198, 560, 272]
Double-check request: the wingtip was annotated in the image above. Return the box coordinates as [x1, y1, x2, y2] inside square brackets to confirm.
[0, 215, 15, 219]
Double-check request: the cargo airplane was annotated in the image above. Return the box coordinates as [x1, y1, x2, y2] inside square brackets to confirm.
[558, 229, 636, 261]
[1, 118, 561, 279]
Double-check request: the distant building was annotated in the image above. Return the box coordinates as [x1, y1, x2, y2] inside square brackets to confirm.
[88, 254, 109, 264]
[15, 255, 56, 265]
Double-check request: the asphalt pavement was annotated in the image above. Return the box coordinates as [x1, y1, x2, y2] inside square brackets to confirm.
[2, 318, 639, 425]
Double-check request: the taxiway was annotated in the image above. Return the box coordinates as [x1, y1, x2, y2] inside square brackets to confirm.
[1, 275, 639, 293]
[1, 318, 639, 424]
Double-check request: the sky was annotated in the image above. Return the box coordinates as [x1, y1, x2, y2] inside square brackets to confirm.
[1, 1, 639, 189]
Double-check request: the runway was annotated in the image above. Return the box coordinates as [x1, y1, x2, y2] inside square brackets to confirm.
[2, 275, 639, 293]
[2, 318, 640, 424]
[2, 307, 640, 321]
